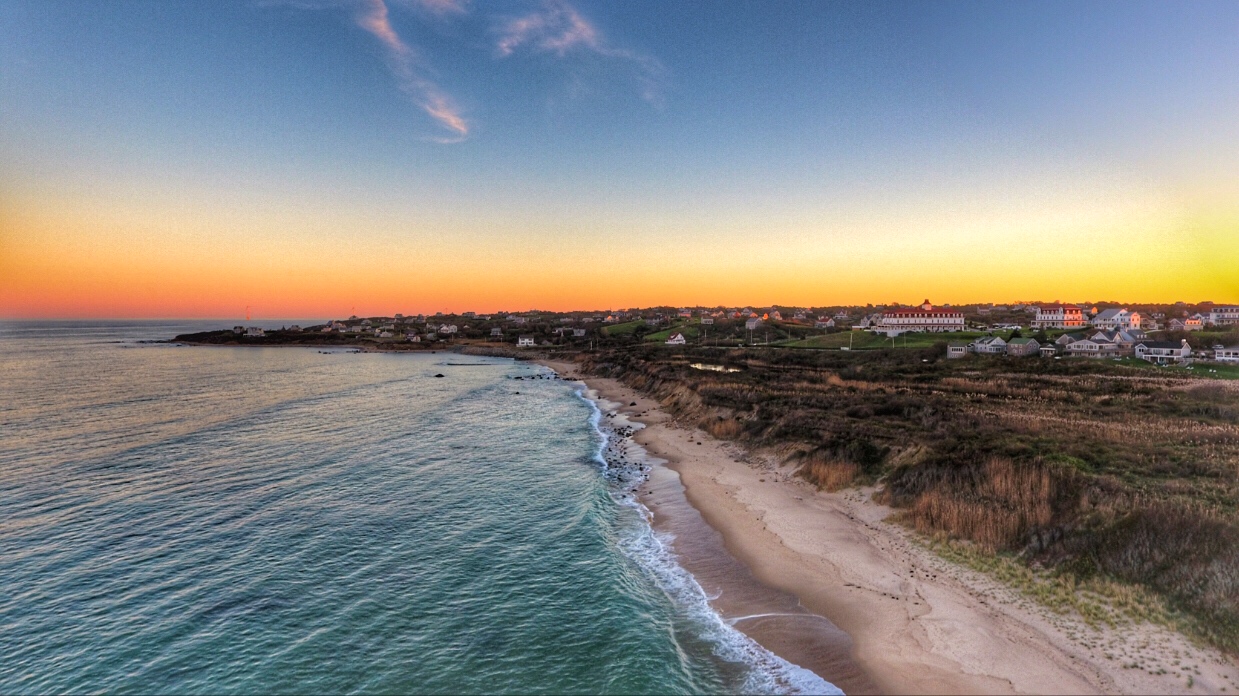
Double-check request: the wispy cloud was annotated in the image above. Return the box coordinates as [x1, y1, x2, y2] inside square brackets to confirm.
[356, 0, 468, 141]
[396, 0, 468, 15]
[495, 1, 666, 104]
[270, 0, 665, 136]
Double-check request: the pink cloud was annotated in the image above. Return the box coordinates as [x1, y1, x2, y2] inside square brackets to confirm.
[356, 0, 469, 140]
[495, 1, 665, 104]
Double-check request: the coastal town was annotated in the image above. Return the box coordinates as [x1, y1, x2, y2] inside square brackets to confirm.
[205, 298, 1239, 368]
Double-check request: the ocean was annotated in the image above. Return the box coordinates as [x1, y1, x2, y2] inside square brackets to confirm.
[0, 321, 837, 695]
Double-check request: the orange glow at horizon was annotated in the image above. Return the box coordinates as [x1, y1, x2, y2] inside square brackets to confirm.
[3, 187, 1237, 319]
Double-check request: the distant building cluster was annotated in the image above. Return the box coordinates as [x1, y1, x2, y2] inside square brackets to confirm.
[224, 298, 1237, 365]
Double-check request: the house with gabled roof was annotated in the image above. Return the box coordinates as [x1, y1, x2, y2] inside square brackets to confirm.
[1092, 308, 1141, 330]
[1089, 330, 1144, 354]
[1006, 337, 1041, 357]
[1135, 339, 1192, 364]
[1034, 304, 1087, 329]
[971, 336, 1008, 354]
[665, 332, 687, 345]
[1065, 338, 1119, 358]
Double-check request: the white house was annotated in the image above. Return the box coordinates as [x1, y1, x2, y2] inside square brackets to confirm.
[815, 318, 835, 329]
[873, 300, 965, 335]
[700, 316, 714, 325]
[665, 332, 687, 345]
[1033, 304, 1087, 329]
[971, 336, 1007, 354]
[947, 342, 970, 359]
[438, 324, 458, 334]
[1040, 344, 1058, 358]
[1209, 307, 1239, 326]
[1089, 330, 1143, 354]
[745, 318, 763, 331]
[406, 333, 420, 342]
[517, 335, 536, 347]
[490, 327, 503, 338]
[245, 327, 265, 337]
[1065, 339, 1119, 358]
[1215, 345, 1239, 362]
[379, 331, 393, 338]
[1092, 308, 1141, 330]
[1134, 339, 1192, 364]
[573, 328, 587, 337]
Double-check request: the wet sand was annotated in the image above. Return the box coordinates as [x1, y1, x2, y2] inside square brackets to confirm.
[539, 358, 1239, 695]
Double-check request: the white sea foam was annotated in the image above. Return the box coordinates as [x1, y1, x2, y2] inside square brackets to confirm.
[570, 381, 843, 696]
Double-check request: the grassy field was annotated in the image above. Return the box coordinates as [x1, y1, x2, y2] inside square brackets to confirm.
[1112, 357, 1239, 379]
[600, 320, 646, 336]
[644, 324, 700, 342]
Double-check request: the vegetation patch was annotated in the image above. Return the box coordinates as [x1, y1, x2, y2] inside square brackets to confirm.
[575, 344, 1239, 653]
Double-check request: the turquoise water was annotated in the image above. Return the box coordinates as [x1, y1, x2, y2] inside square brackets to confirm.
[0, 322, 835, 695]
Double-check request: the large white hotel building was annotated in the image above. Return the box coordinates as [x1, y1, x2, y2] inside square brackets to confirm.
[874, 300, 965, 335]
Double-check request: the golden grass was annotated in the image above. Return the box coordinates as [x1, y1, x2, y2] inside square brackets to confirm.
[798, 457, 861, 491]
[908, 457, 1057, 550]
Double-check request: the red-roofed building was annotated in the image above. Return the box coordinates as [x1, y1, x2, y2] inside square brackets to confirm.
[1033, 304, 1087, 329]
[874, 300, 964, 335]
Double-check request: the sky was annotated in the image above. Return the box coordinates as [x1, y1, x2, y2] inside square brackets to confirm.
[1, 0, 1237, 318]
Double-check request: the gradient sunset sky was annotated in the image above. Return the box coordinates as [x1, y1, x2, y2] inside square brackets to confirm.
[2, 0, 1237, 318]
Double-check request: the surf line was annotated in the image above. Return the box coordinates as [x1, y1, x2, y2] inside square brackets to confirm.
[727, 613, 820, 625]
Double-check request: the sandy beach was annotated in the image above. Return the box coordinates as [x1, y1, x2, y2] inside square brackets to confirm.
[538, 358, 1239, 695]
